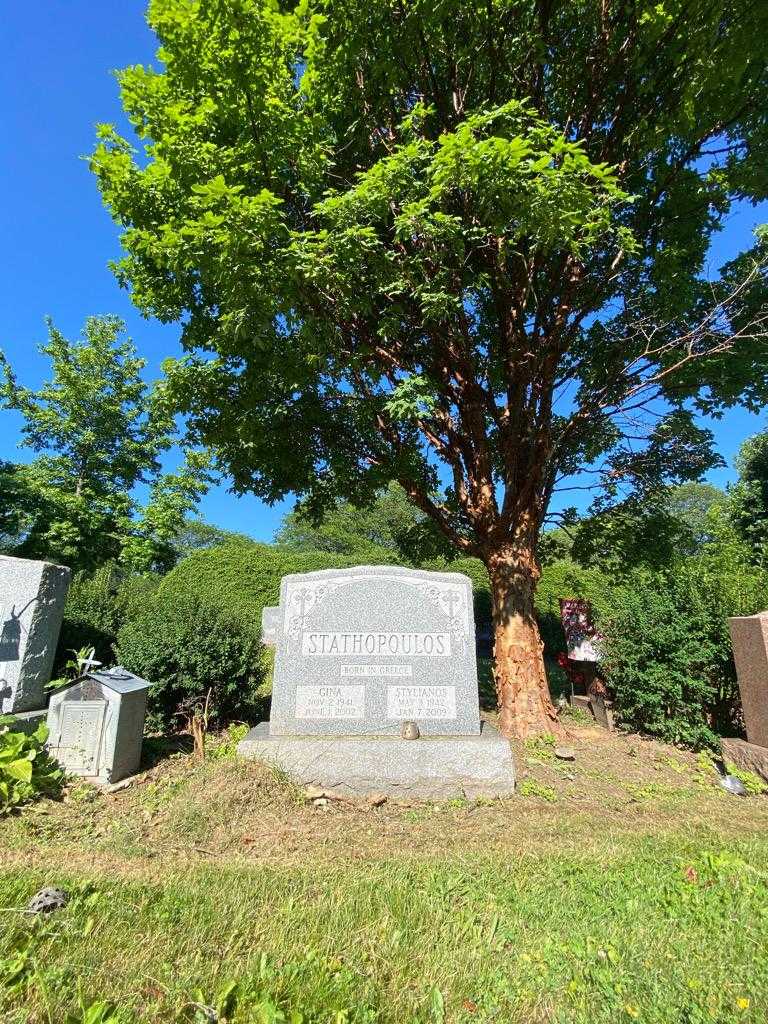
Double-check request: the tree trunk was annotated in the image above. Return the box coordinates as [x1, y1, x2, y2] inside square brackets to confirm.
[487, 542, 562, 739]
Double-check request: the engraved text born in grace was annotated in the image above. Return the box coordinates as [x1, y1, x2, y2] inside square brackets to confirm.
[340, 664, 413, 677]
[301, 632, 451, 656]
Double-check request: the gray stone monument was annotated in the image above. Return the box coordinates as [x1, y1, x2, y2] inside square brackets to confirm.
[46, 666, 151, 783]
[239, 565, 515, 798]
[0, 555, 70, 723]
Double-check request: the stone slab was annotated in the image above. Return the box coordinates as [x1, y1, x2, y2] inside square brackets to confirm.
[238, 720, 515, 798]
[0, 555, 71, 713]
[267, 565, 481, 737]
[728, 613, 768, 748]
[721, 737, 768, 785]
[47, 667, 150, 783]
[5, 708, 48, 736]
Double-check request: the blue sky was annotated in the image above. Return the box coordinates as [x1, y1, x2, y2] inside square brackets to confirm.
[1, 2, 766, 541]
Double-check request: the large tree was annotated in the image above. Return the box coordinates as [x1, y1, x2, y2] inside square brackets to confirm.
[0, 316, 210, 573]
[93, 0, 768, 736]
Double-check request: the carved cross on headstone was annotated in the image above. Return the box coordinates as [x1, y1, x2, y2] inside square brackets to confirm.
[444, 589, 462, 623]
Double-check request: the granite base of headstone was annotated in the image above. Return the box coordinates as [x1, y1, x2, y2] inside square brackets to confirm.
[238, 566, 515, 798]
[0, 555, 71, 732]
[725, 612, 768, 783]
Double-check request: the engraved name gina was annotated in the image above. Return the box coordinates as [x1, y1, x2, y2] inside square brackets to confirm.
[301, 632, 451, 657]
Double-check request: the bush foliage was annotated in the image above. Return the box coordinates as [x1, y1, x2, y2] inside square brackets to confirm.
[57, 564, 159, 671]
[116, 589, 265, 732]
[0, 719, 63, 812]
[601, 531, 768, 748]
[157, 541, 361, 629]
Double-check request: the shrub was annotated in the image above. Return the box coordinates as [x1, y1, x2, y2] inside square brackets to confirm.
[116, 589, 265, 732]
[600, 539, 768, 748]
[57, 564, 160, 671]
[0, 718, 63, 812]
[158, 541, 363, 632]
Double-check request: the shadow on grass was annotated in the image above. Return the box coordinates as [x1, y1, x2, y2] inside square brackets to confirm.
[141, 733, 194, 770]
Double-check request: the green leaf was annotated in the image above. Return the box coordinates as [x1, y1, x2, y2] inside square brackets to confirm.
[5, 758, 33, 784]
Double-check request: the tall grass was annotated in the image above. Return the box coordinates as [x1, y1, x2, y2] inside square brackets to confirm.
[1, 836, 767, 1022]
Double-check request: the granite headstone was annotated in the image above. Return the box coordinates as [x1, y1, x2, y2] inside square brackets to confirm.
[239, 566, 514, 797]
[0, 555, 70, 714]
[266, 565, 481, 737]
[724, 612, 768, 783]
[729, 611, 768, 748]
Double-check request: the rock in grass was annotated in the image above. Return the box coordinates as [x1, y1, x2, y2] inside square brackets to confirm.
[106, 779, 133, 794]
[27, 887, 69, 914]
[720, 775, 747, 796]
[554, 747, 576, 761]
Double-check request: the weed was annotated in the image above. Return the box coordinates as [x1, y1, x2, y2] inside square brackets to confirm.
[207, 724, 249, 760]
[725, 762, 768, 796]
[656, 754, 689, 775]
[524, 733, 557, 764]
[623, 781, 689, 802]
[559, 704, 594, 726]
[65, 999, 122, 1024]
[264, 762, 306, 805]
[518, 779, 558, 802]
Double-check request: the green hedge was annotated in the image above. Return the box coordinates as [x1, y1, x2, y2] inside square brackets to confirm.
[157, 541, 365, 630]
[116, 589, 265, 732]
[56, 565, 159, 671]
[601, 542, 768, 748]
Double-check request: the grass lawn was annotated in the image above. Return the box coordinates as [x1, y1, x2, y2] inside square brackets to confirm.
[1, 720, 767, 1023]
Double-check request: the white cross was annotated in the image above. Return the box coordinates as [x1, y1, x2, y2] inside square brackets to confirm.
[78, 648, 102, 676]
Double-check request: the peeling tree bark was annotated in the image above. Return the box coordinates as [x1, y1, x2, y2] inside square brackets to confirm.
[487, 540, 562, 739]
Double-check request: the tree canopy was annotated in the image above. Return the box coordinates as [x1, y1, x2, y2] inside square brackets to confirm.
[0, 316, 210, 573]
[276, 482, 452, 564]
[729, 428, 768, 563]
[92, 0, 768, 735]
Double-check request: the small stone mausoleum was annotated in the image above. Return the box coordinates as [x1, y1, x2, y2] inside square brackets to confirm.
[46, 666, 151, 783]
